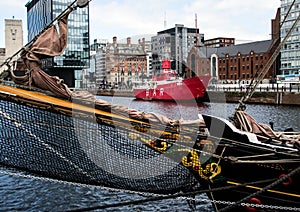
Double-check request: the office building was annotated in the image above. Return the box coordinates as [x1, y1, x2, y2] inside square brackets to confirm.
[25, 0, 90, 87]
[280, 0, 300, 76]
[151, 24, 204, 76]
[84, 39, 108, 88]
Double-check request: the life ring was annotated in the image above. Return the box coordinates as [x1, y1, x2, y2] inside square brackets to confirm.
[279, 174, 293, 186]
[244, 197, 261, 212]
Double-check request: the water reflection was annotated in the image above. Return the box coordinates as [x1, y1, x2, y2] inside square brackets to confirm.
[102, 96, 299, 131]
[0, 170, 212, 211]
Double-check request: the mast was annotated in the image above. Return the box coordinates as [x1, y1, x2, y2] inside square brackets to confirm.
[164, 11, 167, 29]
[195, 13, 198, 47]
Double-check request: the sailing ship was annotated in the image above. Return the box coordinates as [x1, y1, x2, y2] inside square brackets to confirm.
[132, 58, 211, 101]
[0, 0, 299, 211]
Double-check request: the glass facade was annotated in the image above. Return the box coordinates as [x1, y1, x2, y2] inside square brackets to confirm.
[280, 0, 300, 75]
[26, 0, 90, 70]
[26, 0, 52, 40]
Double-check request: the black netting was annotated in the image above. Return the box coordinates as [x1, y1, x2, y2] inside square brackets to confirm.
[0, 99, 198, 194]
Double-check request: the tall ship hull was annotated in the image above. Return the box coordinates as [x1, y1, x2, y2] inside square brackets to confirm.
[133, 75, 211, 101]
[197, 114, 300, 211]
[0, 1, 299, 211]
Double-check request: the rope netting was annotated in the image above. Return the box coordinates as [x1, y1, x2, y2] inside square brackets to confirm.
[0, 1, 299, 210]
[0, 98, 203, 194]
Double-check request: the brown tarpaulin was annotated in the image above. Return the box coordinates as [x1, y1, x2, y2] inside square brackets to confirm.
[235, 110, 300, 147]
[16, 12, 72, 99]
[235, 110, 276, 137]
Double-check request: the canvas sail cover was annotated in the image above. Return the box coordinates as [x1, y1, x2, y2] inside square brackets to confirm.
[12, 12, 72, 99]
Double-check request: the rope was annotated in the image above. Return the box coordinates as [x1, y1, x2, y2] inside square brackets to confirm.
[229, 158, 300, 164]
[0, 103, 298, 162]
[0, 108, 101, 184]
[236, 0, 298, 111]
[219, 165, 300, 212]
[0, 0, 81, 70]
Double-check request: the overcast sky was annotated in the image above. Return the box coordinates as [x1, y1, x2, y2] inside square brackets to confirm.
[0, 0, 281, 47]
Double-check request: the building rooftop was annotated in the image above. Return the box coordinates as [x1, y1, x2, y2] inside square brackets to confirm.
[197, 39, 273, 58]
[217, 39, 273, 57]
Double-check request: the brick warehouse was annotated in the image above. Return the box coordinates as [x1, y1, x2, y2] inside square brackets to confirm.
[186, 8, 280, 84]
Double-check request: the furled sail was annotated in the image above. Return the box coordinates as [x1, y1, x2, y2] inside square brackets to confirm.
[12, 12, 72, 99]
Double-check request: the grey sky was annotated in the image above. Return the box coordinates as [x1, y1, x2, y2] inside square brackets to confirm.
[0, 0, 280, 47]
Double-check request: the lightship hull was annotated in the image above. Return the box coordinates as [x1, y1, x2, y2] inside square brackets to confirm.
[133, 76, 211, 101]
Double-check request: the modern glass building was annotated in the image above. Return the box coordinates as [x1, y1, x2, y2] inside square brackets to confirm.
[25, 0, 90, 87]
[280, 0, 300, 76]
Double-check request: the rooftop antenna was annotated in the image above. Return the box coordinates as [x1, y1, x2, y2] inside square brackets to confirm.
[195, 13, 198, 47]
[164, 11, 167, 29]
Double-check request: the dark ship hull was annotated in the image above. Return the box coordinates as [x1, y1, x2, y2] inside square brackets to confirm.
[197, 114, 300, 211]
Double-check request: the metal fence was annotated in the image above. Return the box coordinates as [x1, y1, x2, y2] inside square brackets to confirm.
[206, 83, 300, 93]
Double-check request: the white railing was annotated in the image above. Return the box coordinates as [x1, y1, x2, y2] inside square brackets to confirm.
[206, 83, 300, 93]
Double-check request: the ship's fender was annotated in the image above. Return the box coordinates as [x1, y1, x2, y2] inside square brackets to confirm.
[244, 197, 261, 212]
[279, 174, 293, 186]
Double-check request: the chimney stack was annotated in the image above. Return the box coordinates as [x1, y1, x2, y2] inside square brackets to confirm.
[142, 38, 145, 51]
[113, 36, 117, 44]
[127, 37, 131, 45]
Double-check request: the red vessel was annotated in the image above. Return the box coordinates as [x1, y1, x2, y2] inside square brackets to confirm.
[133, 59, 211, 101]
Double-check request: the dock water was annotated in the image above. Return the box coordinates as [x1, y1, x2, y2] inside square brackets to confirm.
[96, 89, 300, 106]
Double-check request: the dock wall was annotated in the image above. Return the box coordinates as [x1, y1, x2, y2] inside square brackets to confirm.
[96, 90, 300, 106]
[203, 91, 300, 105]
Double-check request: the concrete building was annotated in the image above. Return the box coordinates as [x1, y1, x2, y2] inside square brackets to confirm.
[83, 39, 108, 89]
[0, 18, 23, 73]
[5, 19, 23, 59]
[0, 48, 6, 73]
[280, 0, 300, 77]
[90, 38, 109, 52]
[25, 0, 90, 88]
[151, 24, 204, 76]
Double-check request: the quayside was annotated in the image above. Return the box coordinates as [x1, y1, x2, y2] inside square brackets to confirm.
[0, 0, 299, 211]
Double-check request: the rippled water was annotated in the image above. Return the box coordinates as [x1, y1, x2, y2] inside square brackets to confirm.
[0, 97, 299, 211]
